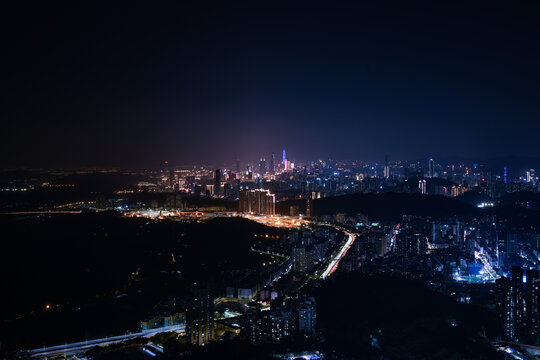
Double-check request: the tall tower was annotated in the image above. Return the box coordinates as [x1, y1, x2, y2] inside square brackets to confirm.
[269, 152, 275, 175]
[186, 288, 214, 346]
[428, 158, 435, 178]
[528, 169, 536, 186]
[214, 169, 222, 196]
[512, 266, 525, 341]
[383, 155, 390, 179]
[297, 297, 317, 335]
[496, 276, 514, 340]
[525, 269, 539, 344]
[419, 179, 427, 194]
[259, 157, 267, 176]
[282, 149, 286, 166]
[498, 267, 540, 344]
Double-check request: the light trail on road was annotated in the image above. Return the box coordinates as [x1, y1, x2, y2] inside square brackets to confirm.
[320, 232, 355, 279]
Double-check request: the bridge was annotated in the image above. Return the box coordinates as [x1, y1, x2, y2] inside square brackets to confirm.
[28, 324, 185, 359]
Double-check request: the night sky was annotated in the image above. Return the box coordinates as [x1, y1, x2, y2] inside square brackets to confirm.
[2, 2, 540, 168]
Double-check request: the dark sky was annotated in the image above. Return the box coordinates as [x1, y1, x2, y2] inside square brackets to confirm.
[2, 2, 540, 168]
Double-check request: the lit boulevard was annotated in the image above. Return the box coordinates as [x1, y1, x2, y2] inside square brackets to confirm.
[320, 232, 356, 279]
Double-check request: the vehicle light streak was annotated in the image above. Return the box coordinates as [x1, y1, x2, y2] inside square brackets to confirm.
[320, 232, 355, 279]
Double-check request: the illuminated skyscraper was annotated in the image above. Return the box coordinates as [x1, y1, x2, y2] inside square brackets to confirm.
[512, 266, 525, 341]
[282, 149, 286, 166]
[528, 169, 536, 186]
[269, 152, 275, 175]
[496, 276, 514, 340]
[498, 267, 540, 343]
[297, 297, 316, 336]
[259, 157, 267, 176]
[239, 189, 275, 215]
[525, 269, 539, 344]
[214, 169, 222, 196]
[396, 230, 427, 257]
[292, 245, 306, 274]
[418, 179, 426, 194]
[383, 155, 390, 179]
[186, 288, 214, 346]
[428, 158, 435, 178]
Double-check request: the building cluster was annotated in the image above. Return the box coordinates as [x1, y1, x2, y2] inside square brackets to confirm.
[496, 267, 539, 344]
[395, 229, 428, 258]
[323, 208, 540, 349]
[291, 228, 336, 275]
[242, 296, 316, 343]
[137, 157, 540, 217]
[5, 155, 539, 216]
[238, 188, 275, 215]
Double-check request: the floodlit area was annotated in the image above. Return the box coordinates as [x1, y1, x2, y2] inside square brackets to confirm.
[242, 214, 308, 228]
[124, 210, 237, 220]
[122, 211, 309, 228]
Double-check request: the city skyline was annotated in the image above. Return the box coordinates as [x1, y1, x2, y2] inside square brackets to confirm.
[3, 2, 540, 359]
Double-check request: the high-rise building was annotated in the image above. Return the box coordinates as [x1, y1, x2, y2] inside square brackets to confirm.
[418, 179, 427, 194]
[396, 230, 427, 257]
[496, 276, 514, 340]
[431, 222, 440, 243]
[238, 189, 276, 215]
[282, 149, 286, 166]
[166, 194, 183, 209]
[512, 266, 525, 341]
[455, 220, 463, 244]
[507, 233, 518, 254]
[297, 297, 316, 336]
[428, 158, 435, 178]
[269, 152, 275, 175]
[528, 169, 536, 186]
[186, 288, 214, 346]
[504, 166, 508, 184]
[214, 169, 222, 196]
[306, 197, 312, 217]
[498, 267, 525, 341]
[259, 158, 267, 176]
[498, 267, 540, 344]
[292, 246, 306, 274]
[526, 269, 540, 344]
[243, 306, 262, 343]
[268, 309, 292, 341]
[383, 155, 390, 179]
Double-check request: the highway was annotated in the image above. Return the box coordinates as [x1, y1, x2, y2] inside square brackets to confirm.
[28, 324, 185, 359]
[320, 231, 356, 279]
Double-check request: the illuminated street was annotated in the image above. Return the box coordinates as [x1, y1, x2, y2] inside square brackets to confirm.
[320, 232, 356, 279]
